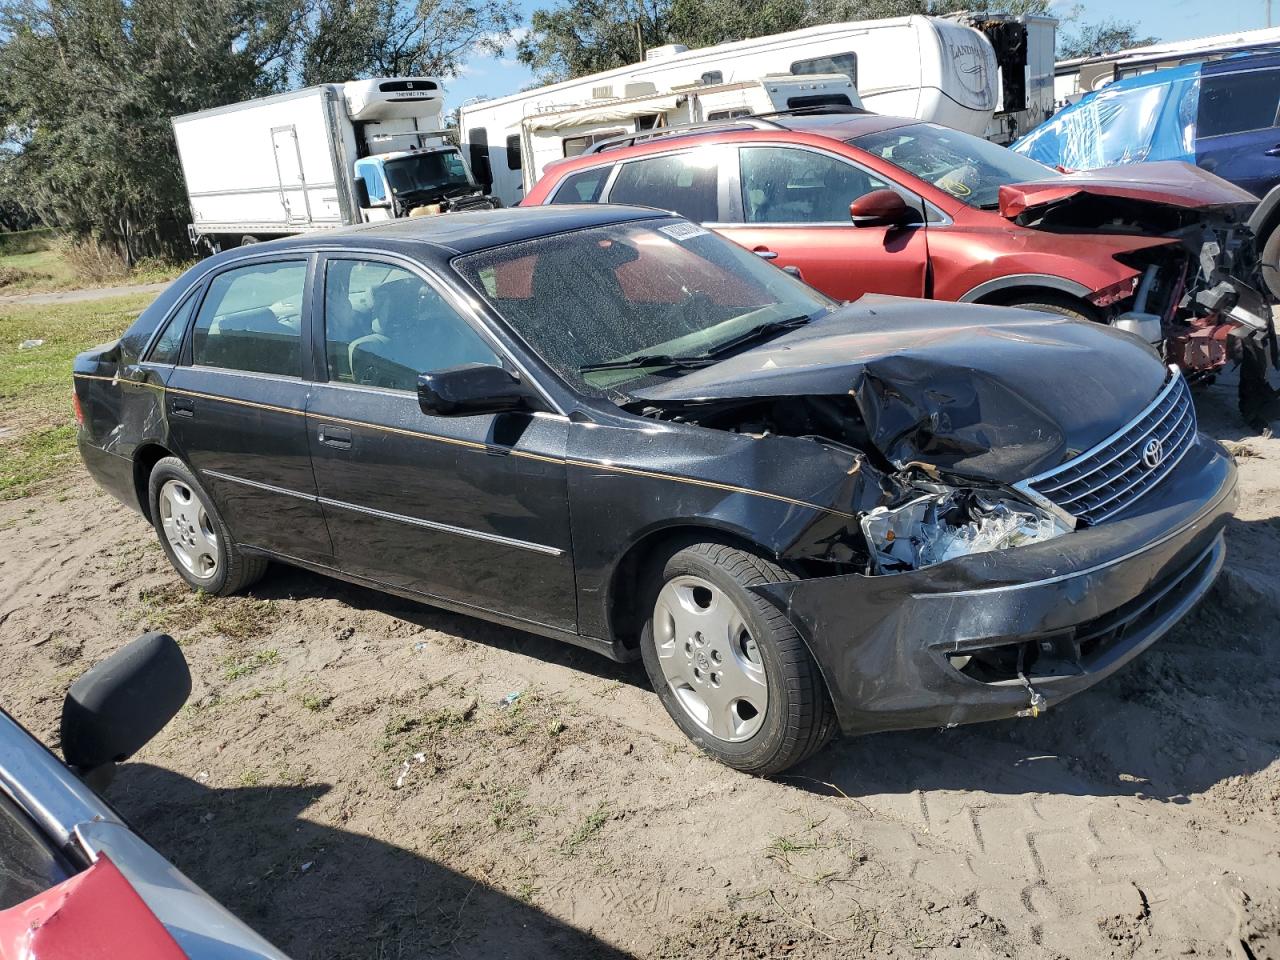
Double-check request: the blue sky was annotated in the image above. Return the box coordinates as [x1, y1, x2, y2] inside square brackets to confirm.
[448, 0, 1274, 104]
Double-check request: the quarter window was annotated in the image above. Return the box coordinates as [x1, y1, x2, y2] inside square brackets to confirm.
[739, 146, 891, 223]
[146, 292, 198, 364]
[324, 259, 499, 391]
[550, 167, 610, 204]
[1197, 69, 1280, 138]
[608, 151, 720, 222]
[190, 261, 306, 377]
[791, 53, 857, 86]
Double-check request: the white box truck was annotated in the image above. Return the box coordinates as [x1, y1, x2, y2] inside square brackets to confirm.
[173, 78, 498, 252]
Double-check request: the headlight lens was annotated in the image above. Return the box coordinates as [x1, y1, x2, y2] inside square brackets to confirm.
[861, 488, 1070, 574]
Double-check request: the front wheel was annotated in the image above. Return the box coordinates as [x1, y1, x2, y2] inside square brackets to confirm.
[639, 542, 837, 775]
[1261, 226, 1280, 300]
[1002, 295, 1098, 323]
[147, 457, 268, 596]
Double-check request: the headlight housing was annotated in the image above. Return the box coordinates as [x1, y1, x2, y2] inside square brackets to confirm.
[861, 488, 1071, 574]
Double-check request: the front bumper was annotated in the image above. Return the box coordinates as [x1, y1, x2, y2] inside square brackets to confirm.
[756, 433, 1237, 736]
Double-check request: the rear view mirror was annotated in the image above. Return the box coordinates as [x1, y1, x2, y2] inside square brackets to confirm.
[418, 364, 541, 416]
[61, 632, 191, 787]
[849, 189, 918, 228]
[354, 179, 371, 209]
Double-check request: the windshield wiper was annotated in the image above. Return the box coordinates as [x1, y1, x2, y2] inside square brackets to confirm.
[578, 353, 718, 374]
[699, 314, 813, 358]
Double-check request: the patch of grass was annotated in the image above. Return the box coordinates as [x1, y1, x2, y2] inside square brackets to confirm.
[211, 599, 279, 641]
[300, 692, 334, 712]
[563, 802, 610, 856]
[0, 292, 157, 499]
[222, 648, 279, 681]
[379, 702, 476, 754]
[238, 767, 265, 787]
[0, 247, 76, 292]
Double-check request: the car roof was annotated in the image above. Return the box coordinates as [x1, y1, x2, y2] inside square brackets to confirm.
[773, 112, 921, 140]
[248, 204, 668, 257]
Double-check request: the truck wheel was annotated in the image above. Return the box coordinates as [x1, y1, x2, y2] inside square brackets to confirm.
[1261, 226, 1280, 299]
[147, 457, 268, 596]
[1003, 295, 1098, 323]
[639, 542, 837, 775]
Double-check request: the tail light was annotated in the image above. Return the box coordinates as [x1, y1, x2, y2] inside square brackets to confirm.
[73, 389, 84, 426]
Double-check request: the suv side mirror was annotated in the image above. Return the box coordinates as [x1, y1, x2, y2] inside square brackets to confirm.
[61, 632, 191, 788]
[849, 189, 918, 228]
[418, 364, 541, 416]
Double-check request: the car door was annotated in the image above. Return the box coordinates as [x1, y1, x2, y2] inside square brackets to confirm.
[305, 253, 577, 631]
[714, 144, 929, 301]
[1194, 65, 1280, 198]
[166, 255, 333, 564]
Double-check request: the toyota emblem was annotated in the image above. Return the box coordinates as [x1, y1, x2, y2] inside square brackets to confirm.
[1141, 437, 1163, 469]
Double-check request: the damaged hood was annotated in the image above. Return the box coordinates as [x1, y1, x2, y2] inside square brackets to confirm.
[999, 161, 1259, 222]
[630, 297, 1169, 483]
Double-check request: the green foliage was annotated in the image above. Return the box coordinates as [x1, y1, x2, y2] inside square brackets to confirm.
[0, 228, 55, 257]
[1057, 17, 1156, 60]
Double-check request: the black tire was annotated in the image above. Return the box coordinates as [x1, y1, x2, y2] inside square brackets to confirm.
[1261, 225, 1280, 300]
[638, 541, 837, 775]
[239, 235, 259, 247]
[147, 456, 268, 596]
[1002, 295, 1098, 323]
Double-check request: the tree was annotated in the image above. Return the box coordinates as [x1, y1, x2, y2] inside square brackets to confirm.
[300, 0, 520, 85]
[518, 0, 1051, 83]
[1057, 18, 1156, 60]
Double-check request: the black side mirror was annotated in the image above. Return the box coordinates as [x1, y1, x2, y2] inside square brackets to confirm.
[849, 189, 919, 228]
[418, 363, 540, 416]
[61, 632, 191, 788]
[354, 178, 371, 209]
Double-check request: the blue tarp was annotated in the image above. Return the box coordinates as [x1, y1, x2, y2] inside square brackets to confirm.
[1012, 63, 1202, 170]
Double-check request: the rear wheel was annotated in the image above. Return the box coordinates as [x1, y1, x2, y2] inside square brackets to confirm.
[1002, 295, 1098, 323]
[1261, 225, 1280, 299]
[638, 542, 837, 775]
[147, 457, 267, 596]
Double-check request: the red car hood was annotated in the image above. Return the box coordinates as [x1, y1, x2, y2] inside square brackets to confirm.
[999, 161, 1260, 220]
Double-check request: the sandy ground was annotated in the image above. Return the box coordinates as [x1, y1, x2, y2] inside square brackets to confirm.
[2, 374, 1279, 960]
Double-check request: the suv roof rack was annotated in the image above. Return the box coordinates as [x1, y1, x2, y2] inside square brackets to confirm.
[580, 104, 871, 156]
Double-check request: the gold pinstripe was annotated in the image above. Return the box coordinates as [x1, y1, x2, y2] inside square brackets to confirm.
[73, 374, 852, 518]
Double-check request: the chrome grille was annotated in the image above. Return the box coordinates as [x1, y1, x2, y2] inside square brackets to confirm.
[1016, 367, 1196, 526]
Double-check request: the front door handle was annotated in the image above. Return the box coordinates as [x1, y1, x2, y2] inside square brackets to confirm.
[169, 397, 195, 418]
[752, 247, 779, 260]
[317, 424, 352, 448]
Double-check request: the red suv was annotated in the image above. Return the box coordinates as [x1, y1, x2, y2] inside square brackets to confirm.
[522, 112, 1274, 407]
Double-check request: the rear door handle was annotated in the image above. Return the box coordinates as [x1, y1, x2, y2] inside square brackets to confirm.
[752, 247, 779, 260]
[169, 397, 195, 418]
[1266, 144, 1280, 157]
[317, 424, 352, 448]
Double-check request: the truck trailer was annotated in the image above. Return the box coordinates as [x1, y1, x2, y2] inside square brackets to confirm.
[173, 78, 497, 252]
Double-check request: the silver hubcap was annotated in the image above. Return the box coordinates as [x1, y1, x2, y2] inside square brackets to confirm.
[653, 575, 767, 743]
[158, 479, 219, 580]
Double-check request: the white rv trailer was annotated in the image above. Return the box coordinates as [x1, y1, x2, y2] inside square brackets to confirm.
[173, 78, 495, 251]
[1054, 25, 1280, 103]
[459, 14, 1055, 207]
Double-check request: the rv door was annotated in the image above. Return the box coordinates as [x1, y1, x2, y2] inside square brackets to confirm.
[271, 125, 312, 225]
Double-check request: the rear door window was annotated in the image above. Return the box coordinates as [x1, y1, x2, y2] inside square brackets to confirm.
[190, 261, 307, 377]
[1198, 69, 1280, 138]
[607, 151, 722, 222]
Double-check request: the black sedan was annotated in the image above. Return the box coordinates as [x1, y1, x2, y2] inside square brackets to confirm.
[74, 206, 1237, 774]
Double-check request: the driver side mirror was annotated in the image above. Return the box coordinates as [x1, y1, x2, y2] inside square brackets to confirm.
[61, 632, 191, 789]
[418, 364, 542, 416]
[849, 189, 919, 228]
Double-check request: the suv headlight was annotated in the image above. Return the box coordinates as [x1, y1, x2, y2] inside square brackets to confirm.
[861, 488, 1070, 574]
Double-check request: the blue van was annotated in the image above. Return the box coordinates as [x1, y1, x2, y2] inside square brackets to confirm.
[1014, 52, 1280, 294]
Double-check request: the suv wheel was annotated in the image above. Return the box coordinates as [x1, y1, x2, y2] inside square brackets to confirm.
[147, 456, 268, 596]
[1003, 295, 1097, 323]
[639, 542, 837, 775]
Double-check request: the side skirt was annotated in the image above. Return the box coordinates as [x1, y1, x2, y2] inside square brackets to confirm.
[238, 545, 635, 663]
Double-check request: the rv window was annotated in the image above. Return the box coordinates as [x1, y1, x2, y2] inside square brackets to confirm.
[785, 94, 853, 111]
[468, 128, 493, 186]
[1197, 69, 1280, 138]
[701, 71, 723, 85]
[506, 135, 522, 171]
[708, 109, 752, 121]
[562, 130, 625, 157]
[608, 152, 720, 223]
[738, 146, 894, 224]
[791, 53, 857, 86]
[550, 168, 610, 204]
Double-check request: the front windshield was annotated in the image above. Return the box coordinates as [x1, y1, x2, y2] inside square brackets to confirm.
[384, 150, 474, 201]
[852, 123, 1059, 209]
[454, 219, 834, 394]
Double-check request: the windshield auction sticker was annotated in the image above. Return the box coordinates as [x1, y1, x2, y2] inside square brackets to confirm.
[659, 222, 710, 241]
